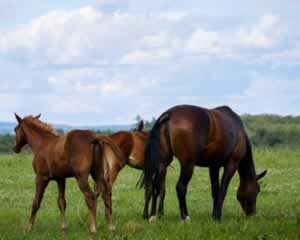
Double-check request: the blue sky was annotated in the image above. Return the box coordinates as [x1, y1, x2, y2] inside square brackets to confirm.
[0, 0, 300, 125]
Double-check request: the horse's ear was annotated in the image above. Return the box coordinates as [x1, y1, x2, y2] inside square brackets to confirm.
[256, 170, 267, 181]
[14, 113, 22, 124]
[34, 113, 41, 119]
[138, 120, 144, 131]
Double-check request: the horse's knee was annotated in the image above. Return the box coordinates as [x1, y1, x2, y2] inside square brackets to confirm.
[84, 192, 96, 209]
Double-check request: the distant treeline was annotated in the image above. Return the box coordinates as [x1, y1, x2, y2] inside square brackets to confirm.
[1, 115, 299, 153]
[242, 114, 300, 148]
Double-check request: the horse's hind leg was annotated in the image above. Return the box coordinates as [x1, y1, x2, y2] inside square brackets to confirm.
[57, 179, 67, 230]
[158, 165, 168, 217]
[109, 162, 123, 185]
[27, 176, 49, 231]
[94, 177, 115, 232]
[143, 183, 151, 219]
[209, 167, 220, 219]
[76, 175, 97, 234]
[176, 163, 194, 221]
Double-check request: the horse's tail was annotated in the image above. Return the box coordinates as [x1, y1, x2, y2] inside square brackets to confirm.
[142, 112, 170, 195]
[92, 135, 125, 162]
[91, 135, 125, 180]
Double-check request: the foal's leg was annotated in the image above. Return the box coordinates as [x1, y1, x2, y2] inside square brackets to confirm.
[27, 176, 49, 231]
[209, 167, 220, 219]
[57, 179, 67, 230]
[214, 162, 237, 222]
[76, 175, 97, 234]
[176, 163, 194, 220]
[94, 177, 115, 232]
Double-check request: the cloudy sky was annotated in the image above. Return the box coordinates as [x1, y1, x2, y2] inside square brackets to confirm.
[0, 0, 299, 125]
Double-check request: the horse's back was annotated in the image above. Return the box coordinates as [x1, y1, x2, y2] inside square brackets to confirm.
[163, 105, 247, 166]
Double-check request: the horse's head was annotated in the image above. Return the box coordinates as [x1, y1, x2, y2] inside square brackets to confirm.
[237, 170, 267, 216]
[13, 113, 41, 153]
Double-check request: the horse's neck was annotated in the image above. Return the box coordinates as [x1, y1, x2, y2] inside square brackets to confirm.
[238, 154, 256, 183]
[23, 124, 51, 154]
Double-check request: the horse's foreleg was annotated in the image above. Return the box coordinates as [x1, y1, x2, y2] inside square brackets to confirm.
[76, 175, 97, 234]
[214, 163, 237, 222]
[57, 179, 67, 230]
[209, 166, 220, 220]
[176, 164, 194, 221]
[27, 176, 49, 231]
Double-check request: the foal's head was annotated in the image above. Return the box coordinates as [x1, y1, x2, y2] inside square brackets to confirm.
[237, 170, 267, 216]
[13, 113, 41, 153]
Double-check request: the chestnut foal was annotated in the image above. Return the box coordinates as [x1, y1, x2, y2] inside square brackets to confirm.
[107, 121, 148, 184]
[13, 114, 123, 234]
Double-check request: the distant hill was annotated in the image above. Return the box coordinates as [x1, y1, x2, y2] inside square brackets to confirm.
[0, 121, 135, 135]
[0, 122, 16, 135]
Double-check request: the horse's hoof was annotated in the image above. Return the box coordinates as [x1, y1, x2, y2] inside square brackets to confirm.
[108, 224, 116, 232]
[149, 216, 156, 224]
[181, 216, 191, 223]
[213, 216, 221, 223]
[89, 226, 97, 234]
[25, 223, 33, 232]
[61, 223, 68, 231]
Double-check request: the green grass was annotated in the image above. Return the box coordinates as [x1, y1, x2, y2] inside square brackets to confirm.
[0, 148, 299, 239]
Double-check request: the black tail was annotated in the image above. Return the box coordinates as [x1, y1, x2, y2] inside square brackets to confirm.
[143, 113, 169, 195]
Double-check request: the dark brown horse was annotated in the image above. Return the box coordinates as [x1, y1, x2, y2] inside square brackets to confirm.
[13, 114, 123, 234]
[107, 121, 148, 184]
[143, 105, 267, 222]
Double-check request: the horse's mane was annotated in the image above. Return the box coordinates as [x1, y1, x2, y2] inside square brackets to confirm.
[24, 116, 59, 136]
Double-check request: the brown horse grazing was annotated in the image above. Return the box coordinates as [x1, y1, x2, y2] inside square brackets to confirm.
[143, 105, 267, 223]
[107, 121, 148, 184]
[13, 114, 123, 234]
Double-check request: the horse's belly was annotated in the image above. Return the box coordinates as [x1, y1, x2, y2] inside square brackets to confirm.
[127, 155, 143, 169]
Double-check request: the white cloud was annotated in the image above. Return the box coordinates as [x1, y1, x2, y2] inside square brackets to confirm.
[185, 29, 223, 55]
[158, 10, 188, 23]
[228, 76, 300, 115]
[235, 14, 284, 49]
[120, 48, 174, 64]
[0, 3, 288, 69]
[185, 14, 285, 60]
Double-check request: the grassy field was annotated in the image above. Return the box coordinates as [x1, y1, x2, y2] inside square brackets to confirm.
[0, 148, 299, 240]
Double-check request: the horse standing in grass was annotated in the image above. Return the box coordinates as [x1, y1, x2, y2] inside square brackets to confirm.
[13, 114, 123, 234]
[143, 105, 267, 222]
[107, 121, 148, 184]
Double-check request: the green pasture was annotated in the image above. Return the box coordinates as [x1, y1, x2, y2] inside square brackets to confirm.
[0, 148, 299, 239]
